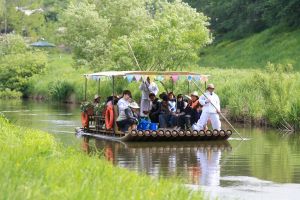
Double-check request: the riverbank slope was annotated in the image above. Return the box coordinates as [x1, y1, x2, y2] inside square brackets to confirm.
[199, 26, 300, 70]
[0, 115, 204, 200]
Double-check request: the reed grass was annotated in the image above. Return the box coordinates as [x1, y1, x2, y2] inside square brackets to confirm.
[0, 116, 204, 200]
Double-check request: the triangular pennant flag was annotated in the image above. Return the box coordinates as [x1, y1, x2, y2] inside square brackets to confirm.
[187, 75, 193, 82]
[200, 75, 208, 83]
[171, 75, 179, 82]
[164, 75, 170, 80]
[141, 75, 147, 82]
[134, 75, 141, 82]
[148, 75, 156, 82]
[126, 75, 134, 82]
[156, 75, 164, 81]
[194, 75, 201, 81]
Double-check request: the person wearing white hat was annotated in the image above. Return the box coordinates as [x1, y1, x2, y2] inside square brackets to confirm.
[117, 100, 139, 132]
[93, 94, 101, 107]
[139, 77, 159, 117]
[193, 84, 221, 131]
[178, 91, 201, 129]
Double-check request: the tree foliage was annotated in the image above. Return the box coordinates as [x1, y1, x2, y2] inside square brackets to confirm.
[0, 34, 48, 93]
[184, 0, 300, 39]
[62, 0, 212, 71]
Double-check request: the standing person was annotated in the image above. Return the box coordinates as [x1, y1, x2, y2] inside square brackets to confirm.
[193, 84, 221, 131]
[139, 77, 159, 117]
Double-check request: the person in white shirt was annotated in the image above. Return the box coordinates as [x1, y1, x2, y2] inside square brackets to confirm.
[193, 84, 221, 130]
[139, 77, 159, 117]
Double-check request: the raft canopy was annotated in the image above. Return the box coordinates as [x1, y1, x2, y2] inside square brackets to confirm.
[84, 71, 209, 82]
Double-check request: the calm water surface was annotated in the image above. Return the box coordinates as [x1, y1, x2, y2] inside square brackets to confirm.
[1, 100, 300, 200]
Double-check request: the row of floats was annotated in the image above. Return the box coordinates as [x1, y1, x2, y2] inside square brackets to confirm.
[127, 129, 233, 141]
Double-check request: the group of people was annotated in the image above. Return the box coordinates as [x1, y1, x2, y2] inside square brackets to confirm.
[102, 77, 221, 132]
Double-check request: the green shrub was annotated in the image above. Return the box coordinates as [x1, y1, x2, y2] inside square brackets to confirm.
[0, 34, 48, 94]
[48, 80, 75, 102]
[0, 34, 27, 55]
[0, 89, 22, 99]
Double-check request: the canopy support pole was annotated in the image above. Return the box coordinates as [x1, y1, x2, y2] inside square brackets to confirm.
[84, 77, 87, 101]
[171, 78, 174, 92]
[97, 78, 100, 95]
[112, 76, 115, 136]
[187, 80, 190, 94]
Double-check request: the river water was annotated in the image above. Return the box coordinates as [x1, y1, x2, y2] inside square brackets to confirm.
[1, 100, 300, 200]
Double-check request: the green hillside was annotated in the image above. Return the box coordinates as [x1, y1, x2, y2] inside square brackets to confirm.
[199, 27, 300, 69]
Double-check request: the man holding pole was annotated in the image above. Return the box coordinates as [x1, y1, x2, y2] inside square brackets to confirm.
[139, 77, 159, 118]
[193, 83, 221, 131]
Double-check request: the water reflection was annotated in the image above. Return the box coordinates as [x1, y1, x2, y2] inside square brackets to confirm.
[83, 138, 232, 186]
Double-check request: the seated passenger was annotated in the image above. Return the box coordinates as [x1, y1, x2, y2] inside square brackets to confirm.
[116, 102, 139, 132]
[149, 93, 161, 123]
[93, 95, 101, 107]
[168, 92, 176, 113]
[176, 94, 187, 113]
[158, 93, 171, 128]
[178, 91, 200, 130]
[116, 90, 133, 132]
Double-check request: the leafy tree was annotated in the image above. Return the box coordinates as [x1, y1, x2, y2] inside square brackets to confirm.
[61, 0, 211, 70]
[0, 34, 48, 93]
[61, 1, 111, 68]
[184, 0, 300, 39]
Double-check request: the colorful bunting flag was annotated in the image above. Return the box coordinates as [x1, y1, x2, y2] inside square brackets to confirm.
[156, 75, 164, 81]
[200, 75, 208, 83]
[134, 75, 141, 82]
[187, 75, 193, 82]
[171, 75, 179, 82]
[126, 75, 134, 82]
[194, 75, 201, 82]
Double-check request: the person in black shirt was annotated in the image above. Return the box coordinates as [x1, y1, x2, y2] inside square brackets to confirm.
[149, 93, 160, 123]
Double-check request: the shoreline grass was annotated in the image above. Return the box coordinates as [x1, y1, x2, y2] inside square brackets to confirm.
[0, 116, 204, 200]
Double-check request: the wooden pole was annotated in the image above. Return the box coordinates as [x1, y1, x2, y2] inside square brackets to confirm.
[84, 77, 87, 101]
[127, 41, 143, 71]
[112, 76, 115, 135]
[97, 78, 100, 95]
[4, 0, 7, 34]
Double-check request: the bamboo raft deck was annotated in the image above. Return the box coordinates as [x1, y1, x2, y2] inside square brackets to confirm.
[75, 127, 232, 142]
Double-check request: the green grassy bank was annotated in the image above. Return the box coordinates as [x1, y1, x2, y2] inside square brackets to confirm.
[26, 56, 300, 130]
[0, 115, 204, 200]
[199, 27, 300, 70]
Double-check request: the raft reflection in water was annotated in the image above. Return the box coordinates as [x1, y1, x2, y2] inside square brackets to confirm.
[82, 137, 232, 186]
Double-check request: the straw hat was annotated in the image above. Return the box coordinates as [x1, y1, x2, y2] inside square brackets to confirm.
[94, 94, 100, 100]
[207, 83, 215, 89]
[191, 91, 199, 98]
[129, 102, 140, 109]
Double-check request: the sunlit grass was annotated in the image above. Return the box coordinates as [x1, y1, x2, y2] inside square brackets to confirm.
[0, 116, 204, 200]
[199, 26, 300, 70]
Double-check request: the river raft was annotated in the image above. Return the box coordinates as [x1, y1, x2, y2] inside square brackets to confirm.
[76, 71, 233, 142]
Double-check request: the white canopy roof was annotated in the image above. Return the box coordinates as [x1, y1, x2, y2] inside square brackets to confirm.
[85, 71, 208, 77]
